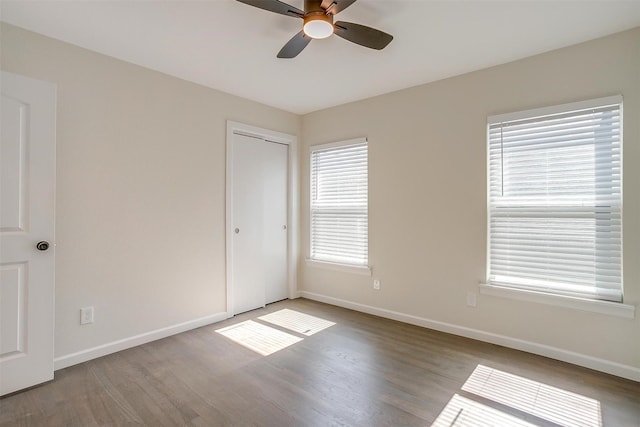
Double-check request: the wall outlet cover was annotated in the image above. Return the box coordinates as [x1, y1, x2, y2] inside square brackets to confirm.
[467, 292, 477, 307]
[80, 306, 94, 325]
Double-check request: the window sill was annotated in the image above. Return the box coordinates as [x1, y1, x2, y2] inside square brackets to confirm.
[478, 283, 635, 319]
[305, 259, 372, 276]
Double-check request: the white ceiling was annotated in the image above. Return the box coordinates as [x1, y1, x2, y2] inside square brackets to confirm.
[2, 1, 640, 114]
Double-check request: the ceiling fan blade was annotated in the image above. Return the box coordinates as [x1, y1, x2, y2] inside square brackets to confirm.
[236, 0, 304, 18]
[321, 0, 357, 15]
[334, 21, 393, 50]
[277, 31, 312, 58]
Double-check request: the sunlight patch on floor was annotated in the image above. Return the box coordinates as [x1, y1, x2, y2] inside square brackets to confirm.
[431, 394, 538, 426]
[216, 320, 302, 356]
[462, 365, 602, 427]
[258, 308, 336, 336]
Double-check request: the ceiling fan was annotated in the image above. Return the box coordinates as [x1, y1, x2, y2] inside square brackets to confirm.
[236, 0, 393, 58]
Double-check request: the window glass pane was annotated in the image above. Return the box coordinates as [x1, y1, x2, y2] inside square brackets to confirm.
[310, 140, 368, 266]
[488, 98, 622, 302]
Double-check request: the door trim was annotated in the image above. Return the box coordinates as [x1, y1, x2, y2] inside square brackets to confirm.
[225, 121, 298, 316]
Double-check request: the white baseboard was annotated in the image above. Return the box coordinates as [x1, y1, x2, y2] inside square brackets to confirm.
[54, 311, 232, 370]
[299, 291, 640, 382]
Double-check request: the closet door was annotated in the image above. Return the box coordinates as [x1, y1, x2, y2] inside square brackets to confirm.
[231, 134, 288, 314]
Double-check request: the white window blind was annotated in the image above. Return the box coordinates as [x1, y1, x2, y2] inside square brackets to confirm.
[488, 96, 622, 302]
[310, 139, 368, 266]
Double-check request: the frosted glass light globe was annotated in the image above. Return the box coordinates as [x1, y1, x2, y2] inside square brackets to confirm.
[303, 19, 333, 39]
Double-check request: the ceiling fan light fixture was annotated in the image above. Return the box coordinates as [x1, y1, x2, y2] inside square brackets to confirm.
[303, 13, 333, 39]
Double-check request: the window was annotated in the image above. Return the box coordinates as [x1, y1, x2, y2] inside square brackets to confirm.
[310, 138, 368, 267]
[487, 96, 622, 302]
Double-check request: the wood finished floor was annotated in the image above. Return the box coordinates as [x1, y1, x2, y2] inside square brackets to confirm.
[1, 298, 639, 426]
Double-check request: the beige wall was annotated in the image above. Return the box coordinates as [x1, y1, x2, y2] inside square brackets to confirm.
[301, 28, 640, 373]
[1, 23, 300, 358]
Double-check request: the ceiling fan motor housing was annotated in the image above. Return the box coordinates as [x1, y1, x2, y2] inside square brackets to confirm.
[303, 12, 333, 28]
[304, 0, 333, 29]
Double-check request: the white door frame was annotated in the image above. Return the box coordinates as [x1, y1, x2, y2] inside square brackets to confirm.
[225, 121, 298, 316]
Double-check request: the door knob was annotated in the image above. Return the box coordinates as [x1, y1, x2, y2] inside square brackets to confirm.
[36, 241, 50, 251]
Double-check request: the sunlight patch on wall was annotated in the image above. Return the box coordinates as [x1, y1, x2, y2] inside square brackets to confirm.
[258, 308, 336, 336]
[462, 365, 602, 427]
[216, 320, 302, 356]
[431, 394, 538, 426]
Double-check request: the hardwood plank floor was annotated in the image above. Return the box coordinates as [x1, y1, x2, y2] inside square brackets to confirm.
[1, 298, 639, 426]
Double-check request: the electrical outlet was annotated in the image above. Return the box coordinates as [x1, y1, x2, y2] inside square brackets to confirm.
[466, 292, 477, 307]
[80, 306, 94, 325]
[373, 279, 381, 290]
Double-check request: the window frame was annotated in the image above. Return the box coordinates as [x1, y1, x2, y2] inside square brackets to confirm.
[308, 137, 370, 274]
[484, 96, 632, 316]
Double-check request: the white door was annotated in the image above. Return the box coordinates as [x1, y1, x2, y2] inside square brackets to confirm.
[231, 133, 287, 314]
[0, 71, 56, 396]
